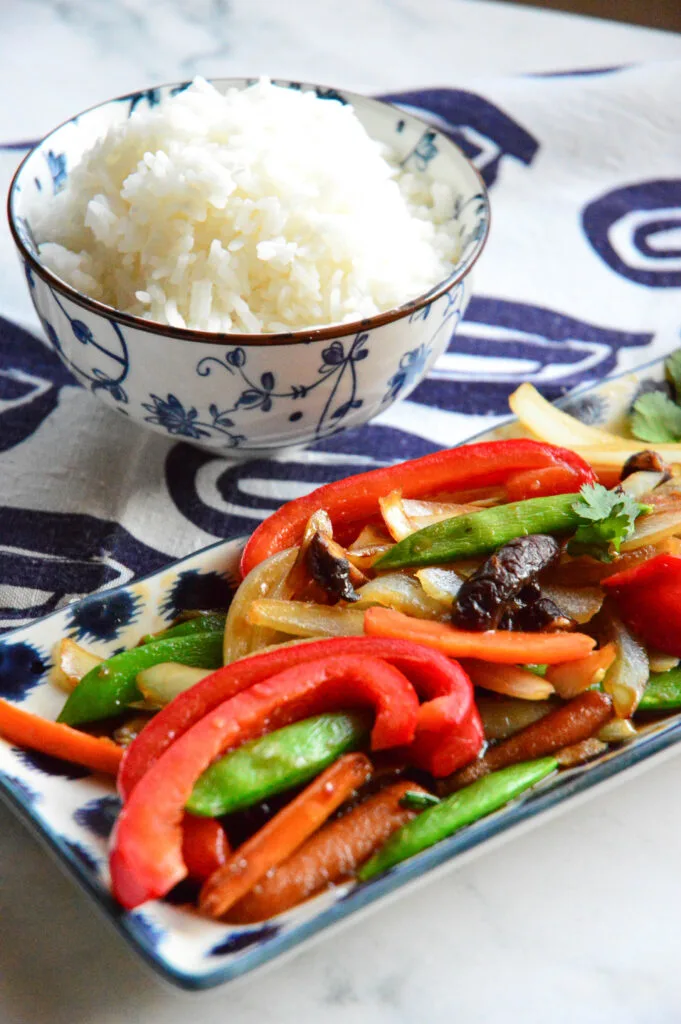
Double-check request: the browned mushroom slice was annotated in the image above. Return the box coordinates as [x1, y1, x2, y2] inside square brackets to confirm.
[498, 582, 576, 633]
[306, 532, 369, 603]
[453, 534, 562, 631]
[620, 449, 672, 482]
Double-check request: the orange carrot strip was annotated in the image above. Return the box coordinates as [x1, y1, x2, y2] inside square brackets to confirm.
[227, 779, 429, 923]
[0, 698, 122, 774]
[199, 752, 372, 918]
[546, 643, 617, 699]
[364, 607, 596, 664]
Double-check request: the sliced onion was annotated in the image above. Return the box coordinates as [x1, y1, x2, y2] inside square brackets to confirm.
[476, 693, 554, 741]
[430, 485, 506, 506]
[50, 638, 102, 693]
[555, 737, 608, 767]
[415, 567, 463, 607]
[577, 445, 681, 470]
[348, 524, 392, 551]
[620, 506, 681, 551]
[509, 382, 618, 446]
[597, 718, 637, 743]
[648, 651, 680, 674]
[354, 573, 448, 619]
[347, 524, 394, 570]
[619, 470, 667, 498]
[248, 599, 365, 638]
[114, 715, 154, 748]
[136, 662, 213, 707]
[541, 583, 603, 624]
[510, 383, 681, 463]
[223, 548, 298, 664]
[461, 659, 555, 700]
[546, 642, 616, 699]
[402, 498, 481, 531]
[379, 490, 478, 542]
[379, 490, 417, 541]
[603, 611, 649, 718]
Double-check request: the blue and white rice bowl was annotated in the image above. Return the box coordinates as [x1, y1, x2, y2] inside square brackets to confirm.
[8, 79, 489, 455]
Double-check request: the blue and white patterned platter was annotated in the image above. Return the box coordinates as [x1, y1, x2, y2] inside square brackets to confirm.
[1, 356, 680, 991]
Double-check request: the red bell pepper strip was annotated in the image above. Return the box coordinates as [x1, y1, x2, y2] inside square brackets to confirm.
[603, 554, 681, 657]
[181, 814, 231, 883]
[119, 636, 477, 799]
[240, 439, 596, 577]
[110, 655, 419, 908]
[407, 658, 483, 776]
[411, 703, 484, 778]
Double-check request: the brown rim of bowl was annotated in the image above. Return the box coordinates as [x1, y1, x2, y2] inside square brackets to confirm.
[7, 78, 490, 349]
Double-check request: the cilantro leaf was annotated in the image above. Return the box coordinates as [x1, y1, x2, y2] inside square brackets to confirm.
[567, 483, 651, 563]
[666, 349, 681, 399]
[630, 391, 681, 443]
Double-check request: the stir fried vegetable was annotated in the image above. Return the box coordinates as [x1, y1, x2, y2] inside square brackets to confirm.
[110, 656, 421, 907]
[58, 631, 224, 726]
[0, 699, 122, 774]
[241, 439, 595, 575]
[365, 607, 596, 663]
[187, 712, 370, 817]
[638, 667, 681, 711]
[375, 493, 582, 570]
[603, 554, 681, 657]
[50, 638, 103, 693]
[140, 612, 227, 645]
[6, 386, 681, 928]
[443, 691, 613, 790]
[199, 754, 372, 918]
[228, 780, 431, 923]
[358, 758, 558, 880]
[600, 612, 649, 719]
[182, 815, 231, 883]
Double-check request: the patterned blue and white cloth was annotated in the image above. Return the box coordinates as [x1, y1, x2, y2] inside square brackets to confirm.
[1, 61, 680, 632]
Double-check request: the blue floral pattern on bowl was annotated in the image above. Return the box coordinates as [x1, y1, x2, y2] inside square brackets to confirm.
[8, 78, 488, 455]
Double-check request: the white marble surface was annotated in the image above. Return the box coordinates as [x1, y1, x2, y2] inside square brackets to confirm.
[3, 2, 681, 1022]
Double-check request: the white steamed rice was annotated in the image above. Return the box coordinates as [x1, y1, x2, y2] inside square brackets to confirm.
[34, 77, 459, 334]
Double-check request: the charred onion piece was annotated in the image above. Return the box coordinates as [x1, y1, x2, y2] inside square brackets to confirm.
[439, 690, 614, 792]
[620, 450, 672, 482]
[453, 534, 562, 631]
[306, 531, 368, 603]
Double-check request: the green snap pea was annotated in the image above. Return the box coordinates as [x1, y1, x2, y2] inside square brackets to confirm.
[358, 757, 558, 880]
[374, 494, 581, 570]
[57, 631, 224, 726]
[187, 711, 370, 817]
[638, 668, 681, 711]
[139, 612, 227, 645]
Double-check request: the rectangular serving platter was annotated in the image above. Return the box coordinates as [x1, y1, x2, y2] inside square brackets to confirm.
[1, 355, 679, 990]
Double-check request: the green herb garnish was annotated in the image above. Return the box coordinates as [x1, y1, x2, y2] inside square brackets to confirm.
[567, 483, 651, 563]
[631, 391, 681, 443]
[665, 350, 681, 397]
[630, 349, 681, 443]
